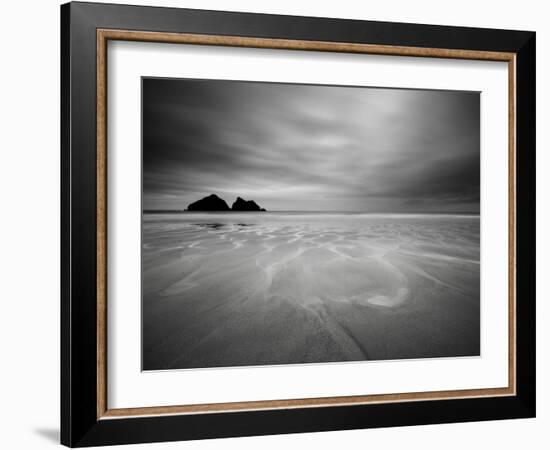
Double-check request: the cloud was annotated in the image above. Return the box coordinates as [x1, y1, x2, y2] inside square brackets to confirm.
[143, 78, 479, 212]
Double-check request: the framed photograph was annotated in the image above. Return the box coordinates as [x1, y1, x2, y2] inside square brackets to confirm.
[61, 2, 536, 447]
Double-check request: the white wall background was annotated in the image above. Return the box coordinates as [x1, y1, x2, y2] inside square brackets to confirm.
[0, 0, 546, 448]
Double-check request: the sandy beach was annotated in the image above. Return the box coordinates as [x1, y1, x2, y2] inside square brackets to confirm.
[142, 212, 480, 370]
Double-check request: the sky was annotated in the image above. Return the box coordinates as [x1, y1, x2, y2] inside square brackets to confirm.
[142, 78, 480, 212]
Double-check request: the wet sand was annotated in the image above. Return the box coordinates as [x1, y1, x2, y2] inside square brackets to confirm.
[142, 213, 480, 370]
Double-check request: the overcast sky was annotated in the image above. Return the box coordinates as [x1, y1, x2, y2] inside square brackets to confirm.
[143, 78, 479, 212]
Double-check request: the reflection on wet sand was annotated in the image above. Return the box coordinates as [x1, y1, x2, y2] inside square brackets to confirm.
[142, 213, 480, 370]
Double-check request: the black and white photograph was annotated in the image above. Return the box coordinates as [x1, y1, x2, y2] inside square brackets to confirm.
[142, 77, 481, 371]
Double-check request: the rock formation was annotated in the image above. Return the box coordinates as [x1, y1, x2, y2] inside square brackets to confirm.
[186, 194, 266, 212]
[231, 197, 264, 211]
[186, 194, 230, 211]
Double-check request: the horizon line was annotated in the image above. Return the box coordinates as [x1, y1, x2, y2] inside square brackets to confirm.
[143, 209, 480, 215]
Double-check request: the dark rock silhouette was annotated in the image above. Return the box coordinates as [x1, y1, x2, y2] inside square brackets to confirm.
[186, 194, 266, 212]
[232, 197, 265, 211]
[186, 194, 230, 211]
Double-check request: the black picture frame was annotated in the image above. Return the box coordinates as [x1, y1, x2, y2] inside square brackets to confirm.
[61, 1, 535, 447]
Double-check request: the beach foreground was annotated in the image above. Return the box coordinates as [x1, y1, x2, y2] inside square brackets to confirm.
[142, 212, 480, 370]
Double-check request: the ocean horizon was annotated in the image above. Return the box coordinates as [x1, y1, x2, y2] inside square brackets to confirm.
[143, 210, 480, 216]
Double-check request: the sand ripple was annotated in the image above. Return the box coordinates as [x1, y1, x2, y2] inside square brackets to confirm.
[142, 213, 480, 369]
